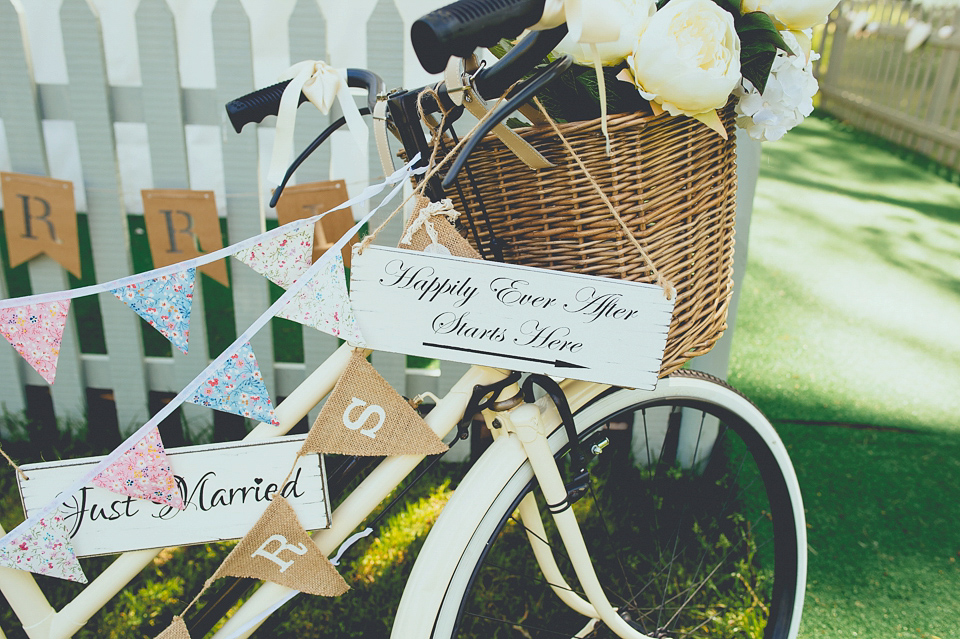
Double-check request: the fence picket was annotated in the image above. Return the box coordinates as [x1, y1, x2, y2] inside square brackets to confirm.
[1, 2, 86, 424]
[0, 2, 37, 417]
[61, 0, 150, 433]
[211, 0, 277, 415]
[136, 0, 213, 435]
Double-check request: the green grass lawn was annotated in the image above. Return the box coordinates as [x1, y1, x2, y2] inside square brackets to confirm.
[728, 114, 960, 639]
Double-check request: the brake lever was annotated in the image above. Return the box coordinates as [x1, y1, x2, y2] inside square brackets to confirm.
[440, 54, 572, 190]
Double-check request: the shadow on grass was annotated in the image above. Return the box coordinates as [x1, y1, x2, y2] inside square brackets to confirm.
[779, 422, 960, 639]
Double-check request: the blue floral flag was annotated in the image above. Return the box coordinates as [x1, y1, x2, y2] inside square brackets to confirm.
[111, 268, 195, 354]
[186, 342, 278, 425]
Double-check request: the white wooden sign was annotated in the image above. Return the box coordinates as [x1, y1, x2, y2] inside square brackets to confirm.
[17, 435, 329, 557]
[350, 246, 675, 390]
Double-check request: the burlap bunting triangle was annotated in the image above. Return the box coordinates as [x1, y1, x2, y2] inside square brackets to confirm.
[0, 299, 70, 384]
[154, 616, 191, 639]
[299, 349, 447, 457]
[0, 507, 86, 583]
[111, 268, 195, 355]
[91, 426, 184, 509]
[212, 496, 348, 597]
[398, 196, 481, 260]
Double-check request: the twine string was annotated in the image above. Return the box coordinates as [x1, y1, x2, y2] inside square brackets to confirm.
[533, 98, 677, 301]
[0, 443, 28, 481]
[359, 82, 516, 251]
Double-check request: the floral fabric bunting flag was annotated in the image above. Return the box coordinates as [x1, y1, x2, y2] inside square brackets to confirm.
[0, 299, 70, 384]
[234, 226, 364, 344]
[276, 254, 364, 345]
[187, 342, 278, 425]
[233, 225, 314, 289]
[212, 496, 348, 597]
[111, 268, 195, 354]
[0, 507, 86, 583]
[91, 427, 184, 509]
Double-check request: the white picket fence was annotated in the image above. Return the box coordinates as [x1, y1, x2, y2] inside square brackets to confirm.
[819, 0, 960, 170]
[0, 0, 754, 444]
[0, 0, 465, 439]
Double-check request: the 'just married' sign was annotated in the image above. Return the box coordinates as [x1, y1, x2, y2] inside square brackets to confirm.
[350, 247, 675, 390]
[17, 435, 329, 557]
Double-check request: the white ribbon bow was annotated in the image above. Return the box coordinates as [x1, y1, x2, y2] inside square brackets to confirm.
[268, 60, 369, 185]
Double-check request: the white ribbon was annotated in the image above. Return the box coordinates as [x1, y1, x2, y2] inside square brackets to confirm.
[531, 0, 622, 44]
[268, 60, 370, 185]
[399, 198, 459, 247]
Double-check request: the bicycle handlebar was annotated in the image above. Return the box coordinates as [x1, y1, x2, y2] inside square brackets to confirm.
[411, 0, 547, 74]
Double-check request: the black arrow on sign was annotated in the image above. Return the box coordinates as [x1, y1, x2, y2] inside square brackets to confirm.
[422, 342, 588, 369]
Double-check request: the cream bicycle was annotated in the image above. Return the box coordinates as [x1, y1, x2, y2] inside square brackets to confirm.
[1, 0, 806, 637]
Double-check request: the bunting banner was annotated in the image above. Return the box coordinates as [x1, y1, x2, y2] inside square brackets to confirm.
[0, 299, 70, 384]
[211, 496, 348, 597]
[154, 616, 191, 639]
[300, 349, 447, 457]
[91, 426, 184, 510]
[0, 506, 86, 583]
[0, 172, 82, 278]
[234, 228, 364, 344]
[275, 180, 357, 267]
[111, 268, 196, 355]
[276, 255, 364, 345]
[0, 156, 424, 580]
[398, 197, 481, 260]
[186, 342, 278, 425]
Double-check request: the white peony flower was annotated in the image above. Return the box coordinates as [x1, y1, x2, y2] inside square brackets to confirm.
[625, 0, 741, 117]
[764, 0, 841, 30]
[734, 30, 820, 141]
[554, 0, 657, 66]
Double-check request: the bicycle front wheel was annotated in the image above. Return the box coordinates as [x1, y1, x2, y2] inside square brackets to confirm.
[395, 371, 805, 639]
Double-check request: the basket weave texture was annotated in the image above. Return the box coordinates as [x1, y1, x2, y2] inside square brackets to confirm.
[441, 103, 738, 377]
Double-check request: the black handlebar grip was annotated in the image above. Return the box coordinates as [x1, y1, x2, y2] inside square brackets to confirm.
[411, 0, 547, 74]
[225, 81, 305, 133]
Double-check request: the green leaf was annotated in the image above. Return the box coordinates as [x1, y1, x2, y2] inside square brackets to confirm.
[737, 11, 790, 52]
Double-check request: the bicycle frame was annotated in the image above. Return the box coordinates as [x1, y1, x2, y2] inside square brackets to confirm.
[1, 342, 658, 639]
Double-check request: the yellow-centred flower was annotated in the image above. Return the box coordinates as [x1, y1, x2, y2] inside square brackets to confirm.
[625, 0, 740, 117]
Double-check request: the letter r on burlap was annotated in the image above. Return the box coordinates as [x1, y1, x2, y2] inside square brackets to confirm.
[211, 496, 347, 597]
[299, 349, 448, 457]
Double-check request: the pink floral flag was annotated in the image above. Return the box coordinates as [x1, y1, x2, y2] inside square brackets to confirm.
[0, 299, 70, 384]
[91, 427, 184, 509]
[111, 268, 195, 354]
[234, 227, 364, 344]
[0, 508, 86, 583]
[186, 342, 278, 425]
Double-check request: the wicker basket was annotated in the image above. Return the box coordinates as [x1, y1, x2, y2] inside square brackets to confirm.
[439, 102, 738, 377]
